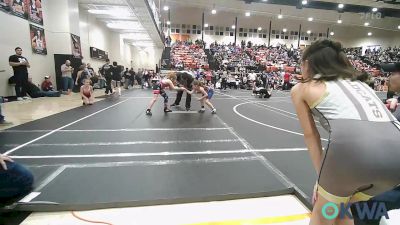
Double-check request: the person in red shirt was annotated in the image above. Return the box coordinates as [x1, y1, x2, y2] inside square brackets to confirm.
[283, 72, 291, 90]
[205, 70, 212, 85]
[41, 76, 54, 91]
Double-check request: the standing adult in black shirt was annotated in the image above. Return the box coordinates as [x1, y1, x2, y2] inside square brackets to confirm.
[100, 59, 113, 95]
[9, 47, 30, 101]
[112, 62, 122, 95]
[171, 71, 194, 110]
[129, 68, 136, 87]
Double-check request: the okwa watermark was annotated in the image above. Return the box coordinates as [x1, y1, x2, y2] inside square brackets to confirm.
[322, 202, 389, 220]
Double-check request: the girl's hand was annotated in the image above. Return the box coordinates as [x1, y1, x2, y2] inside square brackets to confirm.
[0, 154, 14, 170]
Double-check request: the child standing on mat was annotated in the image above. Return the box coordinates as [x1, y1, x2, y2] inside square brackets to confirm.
[146, 72, 187, 116]
[80, 79, 94, 105]
[186, 80, 216, 114]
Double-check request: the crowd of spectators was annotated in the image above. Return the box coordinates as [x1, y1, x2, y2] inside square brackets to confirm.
[170, 40, 209, 70]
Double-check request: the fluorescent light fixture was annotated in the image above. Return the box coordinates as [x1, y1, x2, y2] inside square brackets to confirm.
[211, 9, 216, 14]
[338, 4, 344, 9]
[166, 21, 171, 25]
[204, 23, 209, 28]
[278, 14, 283, 19]
[232, 25, 236, 29]
[302, 0, 307, 5]
[330, 32, 335, 36]
[372, 7, 378, 12]
[163, 6, 169, 11]
[307, 30, 311, 34]
[88, 8, 131, 17]
[283, 28, 287, 32]
[106, 21, 143, 30]
[245, 12, 251, 17]
[121, 33, 151, 41]
[258, 27, 262, 31]
[308, 17, 313, 21]
[364, 22, 370, 26]
[337, 19, 342, 24]
[368, 32, 372, 36]
[262, 0, 267, 1]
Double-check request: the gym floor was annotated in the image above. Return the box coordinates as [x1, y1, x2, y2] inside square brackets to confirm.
[0, 88, 398, 224]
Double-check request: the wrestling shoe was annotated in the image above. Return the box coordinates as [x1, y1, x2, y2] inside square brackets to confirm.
[146, 109, 152, 116]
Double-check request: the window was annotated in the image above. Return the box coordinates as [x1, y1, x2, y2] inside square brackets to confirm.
[230, 32, 234, 36]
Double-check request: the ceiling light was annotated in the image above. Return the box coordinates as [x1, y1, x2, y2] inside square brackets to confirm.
[368, 32, 372, 36]
[372, 8, 378, 12]
[307, 30, 311, 34]
[245, 12, 251, 17]
[330, 32, 335, 36]
[106, 21, 143, 30]
[258, 27, 262, 31]
[278, 14, 283, 19]
[302, 0, 308, 5]
[283, 28, 287, 32]
[211, 9, 216, 14]
[166, 21, 171, 25]
[338, 4, 344, 9]
[232, 25, 236, 29]
[121, 33, 151, 41]
[398, 25, 400, 29]
[262, 0, 267, 1]
[337, 19, 342, 24]
[204, 23, 209, 28]
[163, 6, 169, 11]
[364, 22, 370, 26]
[308, 17, 313, 21]
[88, 8, 131, 17]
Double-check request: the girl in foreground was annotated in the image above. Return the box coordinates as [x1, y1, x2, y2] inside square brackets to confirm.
[291, 39, 400, 225]
[186, 80, 216, 114]
[80, 79, 94, 105]
[146, 72, 187, 115]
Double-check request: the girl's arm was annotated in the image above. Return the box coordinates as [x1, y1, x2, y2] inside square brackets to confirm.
[198, 87, 208, 100]
[167, 80, 186, 91]
[291, 84, 323, 174]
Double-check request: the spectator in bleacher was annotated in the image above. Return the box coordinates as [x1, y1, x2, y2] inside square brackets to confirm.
[26, 77, 61, 98]
[61, 60, 74, 95]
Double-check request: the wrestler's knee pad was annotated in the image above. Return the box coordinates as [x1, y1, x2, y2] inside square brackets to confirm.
[163, 94, 169, 103]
